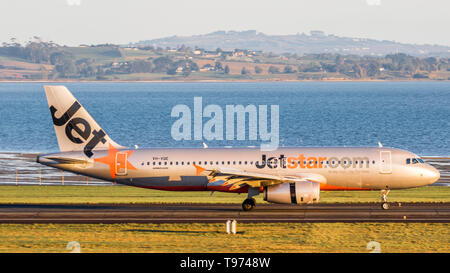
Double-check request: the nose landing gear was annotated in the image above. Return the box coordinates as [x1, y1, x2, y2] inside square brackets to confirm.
[381, 189, 390, 210]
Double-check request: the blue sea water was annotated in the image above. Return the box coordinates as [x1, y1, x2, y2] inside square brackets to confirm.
[0, 82, 448, 156]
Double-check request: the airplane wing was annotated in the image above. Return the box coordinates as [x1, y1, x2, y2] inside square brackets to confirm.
[194, 164, 326, 190]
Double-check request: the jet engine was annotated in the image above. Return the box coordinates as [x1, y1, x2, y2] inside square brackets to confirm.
[263, 181, 320, 204]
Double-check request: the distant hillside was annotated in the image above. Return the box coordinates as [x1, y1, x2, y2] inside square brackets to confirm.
[131, 30, 450, 57]
[1, 38, 449, 81]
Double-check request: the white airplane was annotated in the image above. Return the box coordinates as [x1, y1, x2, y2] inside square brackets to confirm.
[37, 86, 440, 211]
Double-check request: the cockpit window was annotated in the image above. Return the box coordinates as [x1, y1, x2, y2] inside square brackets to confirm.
[406, 157, 423, 164]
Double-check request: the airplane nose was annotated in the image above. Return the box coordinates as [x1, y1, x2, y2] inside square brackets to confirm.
[422, 166, 440, 185]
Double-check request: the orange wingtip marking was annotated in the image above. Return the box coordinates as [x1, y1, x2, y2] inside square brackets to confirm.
[229, 185, 241, 191]
[193, 164, 206, 176]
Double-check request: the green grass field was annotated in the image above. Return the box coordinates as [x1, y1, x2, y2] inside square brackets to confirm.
[0, 185, 448, 253]
[0, 222, 447, 253]
[0, 185, 448, 204]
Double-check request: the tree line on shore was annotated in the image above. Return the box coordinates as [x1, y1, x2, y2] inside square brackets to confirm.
[1, 39, 449, 80]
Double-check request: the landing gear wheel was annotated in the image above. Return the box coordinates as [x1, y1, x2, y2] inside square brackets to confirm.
[242, 198, 256, 211]
[380, 189, 390, 210]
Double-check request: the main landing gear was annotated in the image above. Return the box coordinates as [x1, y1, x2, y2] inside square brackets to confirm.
[242, 198, 256, 211]
[381, 189, 390, 210]
[242, 187, 260, 211]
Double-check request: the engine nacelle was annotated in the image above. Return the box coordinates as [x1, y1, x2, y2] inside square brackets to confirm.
[263, 181, 320, 204]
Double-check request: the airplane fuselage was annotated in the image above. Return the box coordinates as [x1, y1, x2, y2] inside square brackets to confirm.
[37, 85, 442, 210]
[38, 146, 440, 192]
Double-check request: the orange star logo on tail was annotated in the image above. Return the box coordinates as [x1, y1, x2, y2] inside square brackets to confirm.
[94, 143, 137, 179]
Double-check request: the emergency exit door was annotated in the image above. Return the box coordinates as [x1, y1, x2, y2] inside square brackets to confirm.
[115, 152, 128, 176]
[379, 151, 392, 174]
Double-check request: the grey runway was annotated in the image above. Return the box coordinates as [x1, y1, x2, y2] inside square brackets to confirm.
[0, 203, 449, 223]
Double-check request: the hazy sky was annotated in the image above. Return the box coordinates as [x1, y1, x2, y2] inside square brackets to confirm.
[1, 0, 449, 46]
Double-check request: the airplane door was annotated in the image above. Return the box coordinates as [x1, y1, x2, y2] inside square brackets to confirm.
[115, 152, 128, 176]
[379, 151, 392, 174]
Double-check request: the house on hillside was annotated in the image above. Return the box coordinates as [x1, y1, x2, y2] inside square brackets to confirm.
[200, 64, 214, 72]
[203, 50, 219, 57]
[233, 49, 246, 57]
